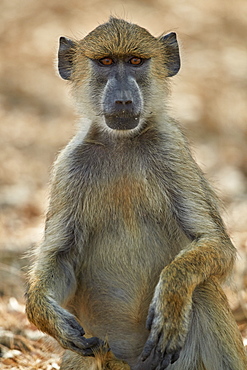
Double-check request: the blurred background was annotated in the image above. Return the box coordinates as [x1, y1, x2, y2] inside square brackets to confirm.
[0, 0, 246, 368]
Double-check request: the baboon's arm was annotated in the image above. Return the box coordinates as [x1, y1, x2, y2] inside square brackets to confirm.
[26, 174, 102, 356]
[140, 138, 236, 368]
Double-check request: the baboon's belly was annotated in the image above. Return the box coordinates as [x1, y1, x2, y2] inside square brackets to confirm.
[70, 222, 187, 363]
[76, 256, 160, 363]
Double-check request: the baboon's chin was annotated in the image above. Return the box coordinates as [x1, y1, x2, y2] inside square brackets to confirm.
[104, 115, 140, 131]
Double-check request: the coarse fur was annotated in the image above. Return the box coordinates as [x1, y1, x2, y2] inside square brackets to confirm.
[26, 17, 247, 370]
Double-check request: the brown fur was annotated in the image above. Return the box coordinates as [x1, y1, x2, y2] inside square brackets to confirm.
[62, 346, 130, 370]
[26, 18, 247, 370]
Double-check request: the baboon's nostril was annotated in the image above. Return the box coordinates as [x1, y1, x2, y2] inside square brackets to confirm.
[115, 100, 132, 105]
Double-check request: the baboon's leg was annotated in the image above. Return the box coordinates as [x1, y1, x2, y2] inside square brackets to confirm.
[166, 278, 247, 370]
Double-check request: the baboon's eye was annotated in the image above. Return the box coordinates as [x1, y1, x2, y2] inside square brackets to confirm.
[99, 57, 114, 66]
[129, 57, 143, 65]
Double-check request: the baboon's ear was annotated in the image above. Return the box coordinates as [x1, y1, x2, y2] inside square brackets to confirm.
[58, 37, 76, 80]
[160, 32, 180, 77]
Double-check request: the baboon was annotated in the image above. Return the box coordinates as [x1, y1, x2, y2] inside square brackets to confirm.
[25, 17, 247, 370]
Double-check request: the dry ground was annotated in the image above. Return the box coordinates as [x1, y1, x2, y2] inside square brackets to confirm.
[0, 0, 247, 368]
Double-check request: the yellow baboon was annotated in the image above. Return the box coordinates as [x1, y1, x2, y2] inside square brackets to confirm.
[26, 18, 247, 370]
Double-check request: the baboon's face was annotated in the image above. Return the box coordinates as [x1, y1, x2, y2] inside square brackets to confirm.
[89, 55, 151, 130]
[58, 18, 180, 131]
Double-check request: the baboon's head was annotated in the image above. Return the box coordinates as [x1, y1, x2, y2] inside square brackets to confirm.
[58, 17, 180, 131]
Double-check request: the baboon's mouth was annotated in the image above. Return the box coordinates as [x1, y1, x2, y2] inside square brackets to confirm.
[104, 114, 140, 130]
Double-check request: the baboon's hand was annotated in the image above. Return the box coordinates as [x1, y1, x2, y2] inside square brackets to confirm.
[140, 281, 192, 369]
[50, 307, 104, 356]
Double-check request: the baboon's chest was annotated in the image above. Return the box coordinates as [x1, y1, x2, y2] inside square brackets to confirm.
[81, 172, 167, 231]
[82, 161, 166, 224]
